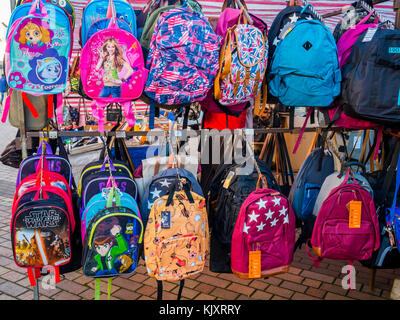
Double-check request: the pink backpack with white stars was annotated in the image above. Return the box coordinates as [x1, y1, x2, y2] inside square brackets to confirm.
[231, 176, 295, 279]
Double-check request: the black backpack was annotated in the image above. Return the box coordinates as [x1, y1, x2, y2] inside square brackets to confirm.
[207, 158, 280, 273]
[341, 27, 400, 127]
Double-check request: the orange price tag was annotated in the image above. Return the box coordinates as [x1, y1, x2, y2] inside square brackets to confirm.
[348, 201, 362, 229]
[248, 251, 261, 279]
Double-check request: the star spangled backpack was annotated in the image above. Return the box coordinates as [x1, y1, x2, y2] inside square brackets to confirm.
[144, 1, 220, 127]
[268, 4, 341, 107]
[144, 181, 209, 300]
[80, 0, 148, 132]
[81, 186, 143, 300]
[80, 0, 137, 46]
[309, 168, 380, 265]
[141, 168, 203, 227]
[231, 175, 295, 279]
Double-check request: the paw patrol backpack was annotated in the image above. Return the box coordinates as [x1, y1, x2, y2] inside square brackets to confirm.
[144, 181, 209, 300]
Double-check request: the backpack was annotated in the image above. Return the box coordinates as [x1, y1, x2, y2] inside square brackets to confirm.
[213, 8, 268, 110]
[16, 0, 75, 29]
[208, 158, 280, 273]
[313, 162, 374, 218]
[5, 0, 72, 95]
[288, 147, 335, 221]
[80, 0, 137, 46]
[268, 5, 341, 107]
[0, 76, 8, 93]
[341, 27, 400, 127]
[231, 176, 295, 279]
[328, 10, 381, 130]
[11, 155, 76, 288]
[82, 186, 143, 300]
[310, 168, 380, 265]
[80, 0, 148, 132]
[141, 167, 203, 227]
[143, 181, 209, 300]
[144, 2, 220, 107]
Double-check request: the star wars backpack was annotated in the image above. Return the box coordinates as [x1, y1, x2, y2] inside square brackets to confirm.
[231, 175, 295, 279]
[144, 181, 209, 300]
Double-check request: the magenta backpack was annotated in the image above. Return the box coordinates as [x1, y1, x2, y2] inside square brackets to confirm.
[231, 178, 295, 279]
[309, 169, 380, 265]
[201, 8, 268, 116]
[328, 11, 380, 130]
[80, 0, 148, 132]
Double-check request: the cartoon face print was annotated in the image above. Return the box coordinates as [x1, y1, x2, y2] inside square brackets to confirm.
[36, 57, 62, 84]
[19, 22, 51, 47]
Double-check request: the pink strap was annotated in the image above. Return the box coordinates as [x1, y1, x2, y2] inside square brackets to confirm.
[293, 108, 313, 154]
[305, 241, 322, 268]
[1, 93, 11, 123]
[27, 268, 37, 287]
[28, 0, 48, 18]
[373, 127, 383, 161]
[90, 101, 99, 119]
[357, 10, 375, 26]
[98, 106, 105, 133]
[106, 175, 117, 188]
[121, 101, 136, 127]
[57, 93, 63, 125]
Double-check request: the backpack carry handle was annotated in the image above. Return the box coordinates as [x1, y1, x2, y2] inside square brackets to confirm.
[340, 161, 366, 176]
[166, 180, 194, 206]
[37, 140, 53, 156]
[106, 186, 121, 207]
[256, 174, 269, 190]
[28, 0, 49, 18]
[100, 155, 116, 172]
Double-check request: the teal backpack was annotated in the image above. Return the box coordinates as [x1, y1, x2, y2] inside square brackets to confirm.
[268, 5, 341, 107]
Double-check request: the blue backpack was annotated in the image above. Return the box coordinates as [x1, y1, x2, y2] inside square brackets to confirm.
[268, 6, 341, 107]
[288, 147, 335, 221]
[80, 0, 137, 46]
[140, 168, 203, 227]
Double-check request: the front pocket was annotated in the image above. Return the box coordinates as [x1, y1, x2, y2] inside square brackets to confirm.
[247, 238, 289, 273]
[301, 183, 321, 220]
[156, 234, 204, 280]
[321, 219, 375, 260]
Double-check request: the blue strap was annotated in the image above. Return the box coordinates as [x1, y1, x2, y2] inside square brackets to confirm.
[149, 100, 155, 130]
[388, 152, 400, 223]
[397, 88, 400, 106]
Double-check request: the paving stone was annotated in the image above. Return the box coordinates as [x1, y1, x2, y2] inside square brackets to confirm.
[265, 285, 294, 299]
[250, 290, 273, 300]
[194, 293, 216, 300]
[112, 288, 141, 300]
[300, 270, 335, 283]
[291, 292, 319, 300]
[226, 282, 255, 297]
[210, 287, 239, 300]
[280, 280, 308, 293]
[0, 281, 28, 297]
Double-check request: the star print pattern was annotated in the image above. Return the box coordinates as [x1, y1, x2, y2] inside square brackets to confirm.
[244, 195, 292, 234]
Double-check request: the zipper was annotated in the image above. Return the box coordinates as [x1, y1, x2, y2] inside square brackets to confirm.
[88, 213, 143, 249]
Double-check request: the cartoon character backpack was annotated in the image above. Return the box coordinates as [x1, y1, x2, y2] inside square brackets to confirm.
[82, 186, 143, 300]
[231, 175, 295, 279]
[144, 181, 209, 300]
[5, 0, 72, 95]
[80, 0, 137, 46]
[214, 8, 268, 111]
[80, 0, 148, 132]
[309, 169, 380, 265]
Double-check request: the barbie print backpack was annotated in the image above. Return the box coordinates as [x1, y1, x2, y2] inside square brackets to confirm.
[80, 0, 148, 132]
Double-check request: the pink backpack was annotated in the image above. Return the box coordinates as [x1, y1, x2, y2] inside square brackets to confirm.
[231, 177, 295, 279]
[328, 11, 380, 130]
[80, 0, 148, 132]
[309, 169, 380, 265]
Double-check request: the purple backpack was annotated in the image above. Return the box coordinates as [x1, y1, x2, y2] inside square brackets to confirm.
[80, 0, 148, 132]
[231, 178, 295, 279]
[144, 3, 220, 106]
[201, 8, 268, 115]
[310, 169, 380, 264]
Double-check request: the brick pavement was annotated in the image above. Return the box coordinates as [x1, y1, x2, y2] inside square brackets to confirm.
[0, 125, 399, 300]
